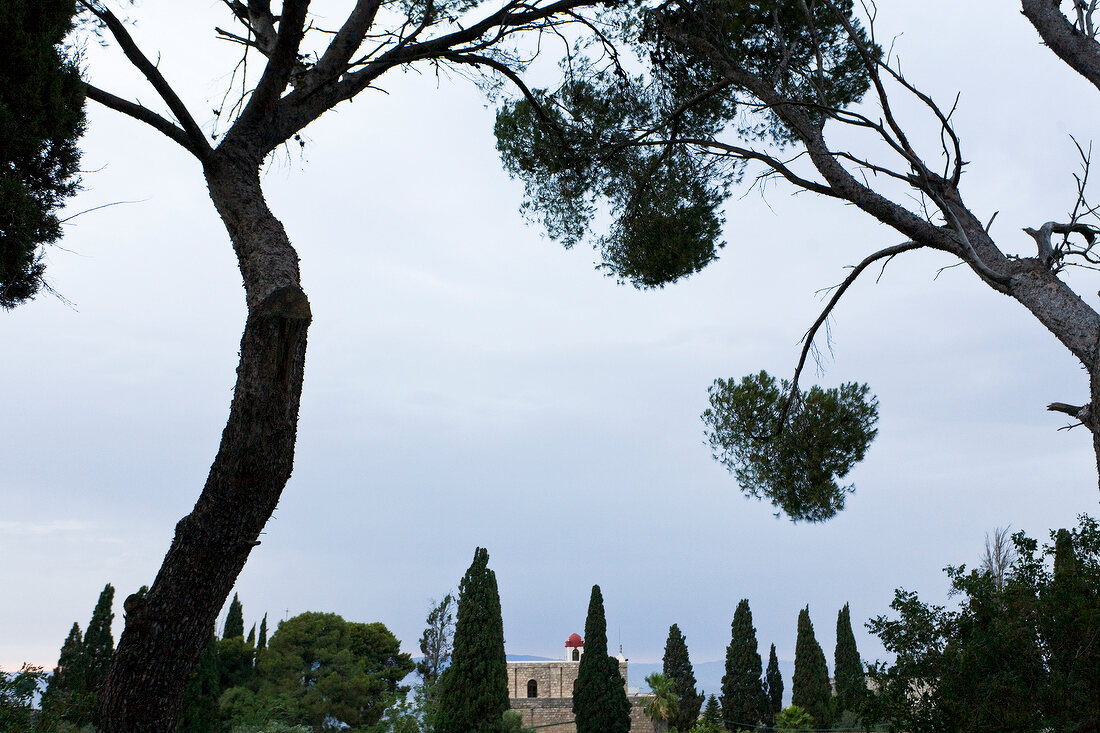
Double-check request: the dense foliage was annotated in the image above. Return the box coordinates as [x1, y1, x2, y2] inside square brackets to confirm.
[866, 516, 1100, 733]
[791, 606, 831, 728]
[721, 599, 766, 729]
[435, 548, 509, 733]
[703, 371, 878, 522]
[573, 585, 630, 733]
[0, 0, 84, 308]
[663, 623, 703, 731]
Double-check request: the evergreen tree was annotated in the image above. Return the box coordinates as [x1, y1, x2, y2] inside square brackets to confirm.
[701, 694, 723, 732]
[764, 643, 783, 725]
[0, 0, 85, 309]
[246, 624, 256, 647]
[663, 623, 703, 731]
[721, 599, 765, 730]
[435, 548, 509, 733]
[40, 622, 83, 726]
[257, 614, 268, 652]
[833, 603, 865, 717]
[224, 593, 245, 639]
[67, 583, 116, 727]
[573, 585, 630, 733]
[792, 607, 831, 728]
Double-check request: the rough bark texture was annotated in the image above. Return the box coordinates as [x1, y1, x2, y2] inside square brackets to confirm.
[1022, 0, 1100, 93]
[98, 153, 310, 732]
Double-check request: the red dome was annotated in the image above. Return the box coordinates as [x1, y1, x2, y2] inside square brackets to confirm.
[565, 633, 584, 648]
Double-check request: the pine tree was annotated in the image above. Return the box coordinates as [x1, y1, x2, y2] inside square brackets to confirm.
[40, 622, 83, 725]
[663, 623, 703, 731]
[722, 599, 765, 730]
[764, 643, 783, 724]
[223, 593, 245, 639]
[792, 606, 831, 728]
[435, 548, 509, 733]
[834, 603, 865, 717]
[0, 0, 85, 309]
[700, 694, 722, 732]
[573, 585, 630, 733]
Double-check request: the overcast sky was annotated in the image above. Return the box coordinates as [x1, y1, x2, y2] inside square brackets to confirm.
[4, 0, 1100, 688]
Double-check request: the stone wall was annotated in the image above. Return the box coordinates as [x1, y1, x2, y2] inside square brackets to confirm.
[507, 660, 628, 700]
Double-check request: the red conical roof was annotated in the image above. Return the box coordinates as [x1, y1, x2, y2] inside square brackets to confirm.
[566, 633, 584, 648]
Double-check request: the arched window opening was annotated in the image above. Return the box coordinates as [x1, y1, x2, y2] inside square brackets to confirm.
[527, 679, 538, 698]
[572, 648, 580, 661]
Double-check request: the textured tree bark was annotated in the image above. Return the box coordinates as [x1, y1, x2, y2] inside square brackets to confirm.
[98, 152, 310, 732]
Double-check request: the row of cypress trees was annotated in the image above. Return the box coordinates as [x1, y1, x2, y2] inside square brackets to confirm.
[715, 600, 866, 730]
[38, 583, 116, 730]
[434, 548, 632, 733]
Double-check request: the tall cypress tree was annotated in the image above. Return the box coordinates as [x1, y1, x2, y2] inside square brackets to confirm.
[435, 547, 509, 733]
[573, 585, 630, 733]
[257, 613, 268, 652]
[721, 599, 765, 730]
[764, 643, 783, 724]
[663, 623, 703, 731]
[792, 606, 831, 728]
[0, 0, 85, 309]
[40, 622, 84, 725]
[223, 593, 245, 639]
[834, 603, 865, 717]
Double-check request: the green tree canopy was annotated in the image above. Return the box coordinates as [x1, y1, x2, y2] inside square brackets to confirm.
[867, 516, 1100, 732]
[435, 548, 508, 733]
[791, 607, 831, 728]
[663, 623, 703, 731]
[722, 599, 766, 729]
[256, 612, 413, 731]
[573, 585, 630, 733]
[0, 0, 85, 309]
[40, 621, 83, 726]
[224, 593, 245, 639]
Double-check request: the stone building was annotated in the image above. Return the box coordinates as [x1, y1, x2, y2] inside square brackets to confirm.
[507, 633, 660, 732]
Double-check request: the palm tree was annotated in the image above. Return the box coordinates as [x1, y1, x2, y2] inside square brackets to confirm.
[644, 672, 680, 732]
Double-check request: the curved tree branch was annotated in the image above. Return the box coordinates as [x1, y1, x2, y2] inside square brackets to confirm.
[84, 84, 200, 156]
[78, 0, 211, 159]
[1023, 0, 1100, 93]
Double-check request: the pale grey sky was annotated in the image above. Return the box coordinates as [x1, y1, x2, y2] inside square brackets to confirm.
[3, 1, 1098, 684]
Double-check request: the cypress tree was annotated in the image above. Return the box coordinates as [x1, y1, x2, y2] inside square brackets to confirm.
[246, 623, 256, 647]
[833, 603, 865, 716]
[223, 593, 245, 639]
[792, 606, 831, 728]
[257, 613, 268, 652]
[764, 643, 783, 724]
[721, 599, 765, 730]
[40, 622, 83, 725]
[663, 623, 703, 731]
[435, 547, 509, 733]
[83, 583, 116, 689]
[0, 0, 85, 309]
[573, 585, 630, 733]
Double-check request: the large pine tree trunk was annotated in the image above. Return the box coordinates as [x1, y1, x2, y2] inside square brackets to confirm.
[98, 153, 310, 732]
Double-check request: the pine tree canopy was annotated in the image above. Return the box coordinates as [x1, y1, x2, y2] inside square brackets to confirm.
[792, 606, 832, 728]
[0, 0, 84, 308]
[834, 603, 865, 716]
[722, 598, 766, 729]
[663, 623, 703, 731]
[435, 547, 509, 733]
[573, 585, 630, 733]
